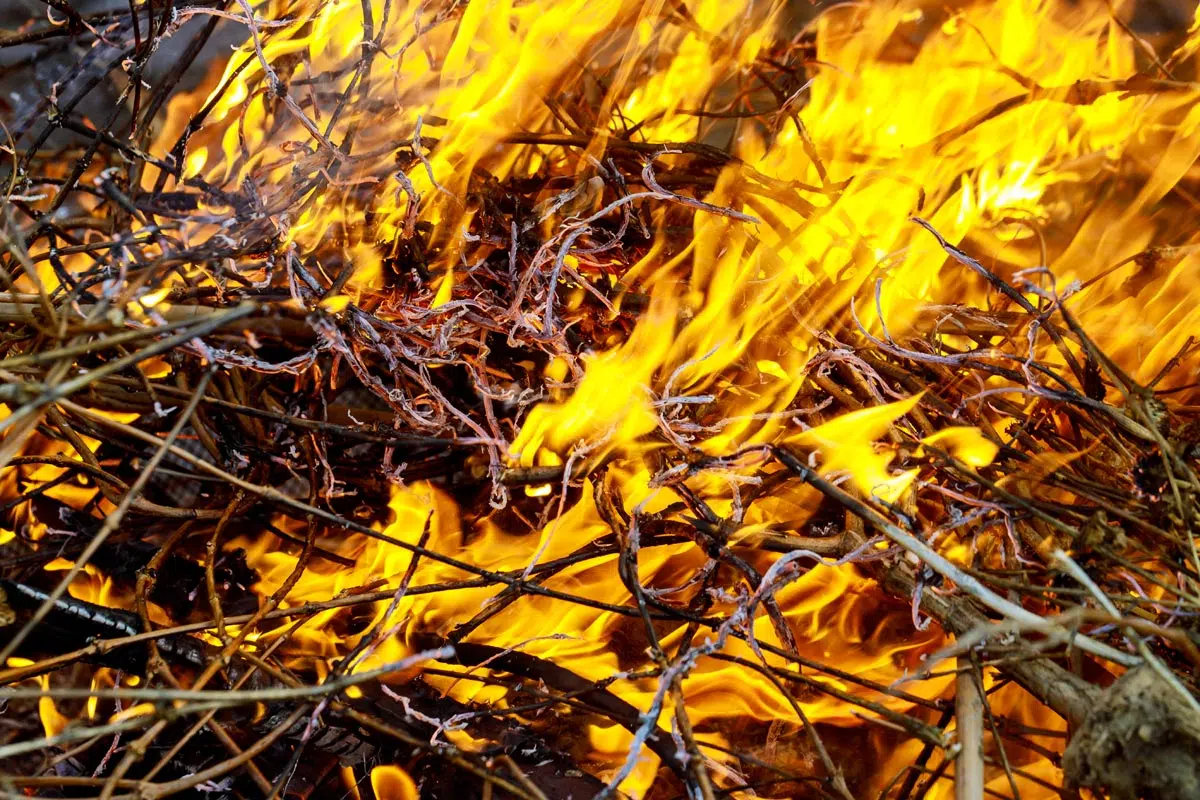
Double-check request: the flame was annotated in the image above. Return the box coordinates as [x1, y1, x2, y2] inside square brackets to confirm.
[792, 394, 924, 500]
[370, 765, 418, 800]
[5, 658, 71, 739]
[145, 0, 1200, 401]
[920, 427, 1001, 469]
[1, 0, 1194, 795]
[43, 557, 128, 608]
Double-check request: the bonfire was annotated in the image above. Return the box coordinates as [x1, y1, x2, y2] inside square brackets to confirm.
[1, 0, 1199, 797]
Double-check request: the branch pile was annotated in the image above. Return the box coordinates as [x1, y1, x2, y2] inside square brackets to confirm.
[1, 1, 1199, 799]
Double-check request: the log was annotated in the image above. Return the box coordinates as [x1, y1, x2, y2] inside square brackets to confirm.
[1063, 666, 1200, 800]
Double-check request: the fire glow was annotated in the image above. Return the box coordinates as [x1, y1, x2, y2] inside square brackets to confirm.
[2, 0, 1200, 798]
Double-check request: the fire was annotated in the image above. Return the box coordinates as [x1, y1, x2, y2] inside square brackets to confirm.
[157, 0, 1200, 393]
[3, 0, 1199, 796]
[371, 764, 419, 800]
[152, 0, 1200, 791]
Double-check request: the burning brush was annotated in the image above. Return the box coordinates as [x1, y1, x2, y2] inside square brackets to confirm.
[2, 0, 1200, 797]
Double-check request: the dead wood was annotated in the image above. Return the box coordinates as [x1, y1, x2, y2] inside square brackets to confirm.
[1063, 667, 1200, 800]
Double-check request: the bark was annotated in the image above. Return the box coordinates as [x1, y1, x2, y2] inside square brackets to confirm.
[1063, 667, 1200, 800]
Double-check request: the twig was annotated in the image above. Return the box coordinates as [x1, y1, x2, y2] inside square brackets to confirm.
[954, 655, 985, 800]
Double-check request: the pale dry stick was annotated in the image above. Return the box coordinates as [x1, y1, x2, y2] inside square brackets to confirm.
[148, 519, 315, 788]
[0, 270, 79, 472]
[0, 209, 58, 325]
[7, 362, 203, 796]
[640, 157, 758, 222]
[0, 309, 239, 369]
[0, 358, 69, 481]
[0, 369, 216, 665]
[1140, 413, 1200, 582]
[598, 546, 854, 800]
[0, 647, 456, 706]
[166, 5, 297, 31]
[955, 656, 985, 800]
[1, 540, 672, 686]
[0, 777, 141, 792]
[519, 435, 605, 580]
[1057, 298, 1200, 582]
[971, 659, 1022, 800]
[204, 495, 245, 643]
[0, 297, 313, 341]
[89, 643, 451, 800]
[137, 616, 309, 789]
[670, 688, 717, 800]
[0, 791, 127, 800]
[340, 705, 538, 800]
[0, 699, 235, 761]
[911, 606, 1119, 684]
[127, 516, 277, 796]
[738, 651, 856, 800]
[338, 518, 429, 678]
[141, 662, 275, 796]
[0, 575, 575, 686]
[45, 407, 134, 512]
[140, 707, 309, 800]
[707, 652, 944, 745]
[233, 0, 346, 160]
[0, 303, 247, 492]
[101, 519, 326, 797]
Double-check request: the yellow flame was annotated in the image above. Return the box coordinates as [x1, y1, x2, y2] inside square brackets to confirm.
[921, 427, 1001, 468]
[793, 394, 922, 500]
[38, 690, 69, 739]
[370, 765, 418, 800]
